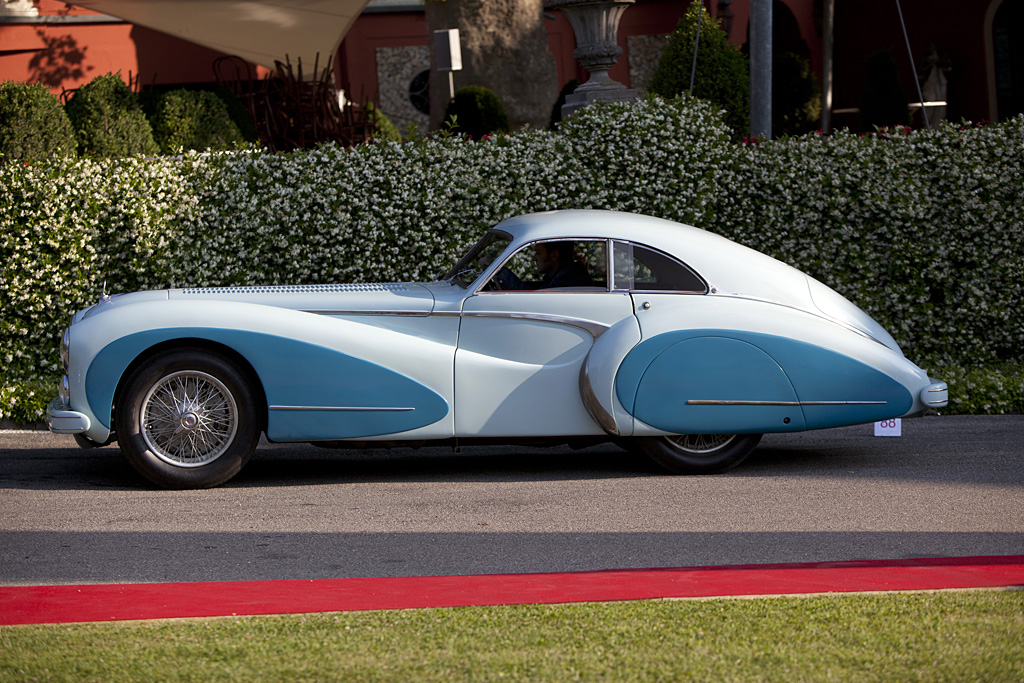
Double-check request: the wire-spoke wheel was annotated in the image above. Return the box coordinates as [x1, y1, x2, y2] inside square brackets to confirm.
[141, 371, 238, 467]
[634, 433, 762, 474]
[116, 349, 260, 489]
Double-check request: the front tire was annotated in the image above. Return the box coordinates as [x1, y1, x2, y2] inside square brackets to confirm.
[115, 349, 260, 489]
[635, 433, 762, 474]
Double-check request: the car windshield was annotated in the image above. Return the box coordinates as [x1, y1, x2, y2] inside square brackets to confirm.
[442, 230, 513, 288]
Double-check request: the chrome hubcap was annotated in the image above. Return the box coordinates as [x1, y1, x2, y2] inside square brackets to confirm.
[665, 433, 736, 454]
[141, 371, 237, 467]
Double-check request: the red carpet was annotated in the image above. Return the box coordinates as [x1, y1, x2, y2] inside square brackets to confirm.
[2, 555, 1021, 626]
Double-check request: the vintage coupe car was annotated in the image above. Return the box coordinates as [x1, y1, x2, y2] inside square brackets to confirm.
[47, 210, 947, 488]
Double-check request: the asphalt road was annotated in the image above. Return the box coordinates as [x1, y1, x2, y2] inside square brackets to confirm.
[1, 415, 1021, 587]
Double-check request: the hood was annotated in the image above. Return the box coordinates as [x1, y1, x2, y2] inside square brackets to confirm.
[78, 289, 170, 322]
[167, 282, 436, 315]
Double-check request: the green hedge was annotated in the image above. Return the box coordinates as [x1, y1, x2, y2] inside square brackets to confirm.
[2, 95, 1022, 422]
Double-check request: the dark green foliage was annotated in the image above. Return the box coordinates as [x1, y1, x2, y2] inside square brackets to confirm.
[549, 78, 580, 129]
[648, 1, 749, 136]
[64, 73, 159, 158]
[150, 89, 245, 153]
[443, 85, 510, 139]
[214, 86, 260, 143]
[860, 50, 910, 130]
[366, 101, 402, 142]
[773, 52, 821, 136]
[0, 81, 76, 163]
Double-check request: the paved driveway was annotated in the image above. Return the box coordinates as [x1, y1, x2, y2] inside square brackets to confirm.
[1, 415, 1021, 586]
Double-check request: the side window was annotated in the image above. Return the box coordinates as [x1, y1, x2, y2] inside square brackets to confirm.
[574, 240, 608, 289]
[484, 239, 608, 291]
[612, 241, 706, 293]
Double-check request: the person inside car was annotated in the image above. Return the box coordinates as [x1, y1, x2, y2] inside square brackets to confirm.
[493, 241, 594, 290]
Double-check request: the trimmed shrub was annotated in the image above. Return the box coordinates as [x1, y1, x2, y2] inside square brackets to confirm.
[64, 73, 159, 158]
[150, 89, 245, 153]
[648, 1, 749, 137]
[443, 85, 510, 139]
[860, 50, 910, 130]
[0, 81, 77, 163]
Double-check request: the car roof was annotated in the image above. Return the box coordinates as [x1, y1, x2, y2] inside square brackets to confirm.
[493, 210, 813, 308]
[495, 210, 707, 243]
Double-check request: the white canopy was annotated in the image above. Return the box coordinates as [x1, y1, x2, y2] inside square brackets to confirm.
[74, 1, 371, 74]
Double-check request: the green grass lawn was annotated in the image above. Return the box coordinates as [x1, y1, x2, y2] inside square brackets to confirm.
[3, 590, 1021, 682]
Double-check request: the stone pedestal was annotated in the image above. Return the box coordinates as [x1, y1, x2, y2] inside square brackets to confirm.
[548, 0, 637, 118]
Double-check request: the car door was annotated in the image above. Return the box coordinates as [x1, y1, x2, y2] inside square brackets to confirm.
[454, 239, 637, 437]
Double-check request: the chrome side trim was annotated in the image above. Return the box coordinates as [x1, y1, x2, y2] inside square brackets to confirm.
[686, 400, 887, 406]
[269, 405, 415, 412]
[461, 311, 611, 340]
[579, 353, 619, 436]
[302, 309, 430, 317]
[185, 283, 410, 295]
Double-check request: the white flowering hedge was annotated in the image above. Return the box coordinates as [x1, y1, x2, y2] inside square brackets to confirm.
[2, 96, 1021, 422]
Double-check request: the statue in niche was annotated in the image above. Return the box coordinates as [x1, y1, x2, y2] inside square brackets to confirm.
[919, 42, 952, 128]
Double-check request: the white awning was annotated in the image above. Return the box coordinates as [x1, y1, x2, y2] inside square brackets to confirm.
[73, 1, 370, 75]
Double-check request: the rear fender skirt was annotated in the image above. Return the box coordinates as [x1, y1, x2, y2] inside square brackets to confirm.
[85, 328, 449, 440]
[616, 330, 913, 433]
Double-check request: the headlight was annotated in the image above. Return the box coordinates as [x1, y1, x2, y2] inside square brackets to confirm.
[61, 327, 70, 371]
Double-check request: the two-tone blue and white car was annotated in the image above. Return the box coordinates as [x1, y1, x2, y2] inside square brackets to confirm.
[47, 210, 947, 488]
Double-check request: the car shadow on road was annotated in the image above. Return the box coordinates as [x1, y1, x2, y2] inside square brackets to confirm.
[236, 442, 661, 487]
[3, 414, 1023, 490]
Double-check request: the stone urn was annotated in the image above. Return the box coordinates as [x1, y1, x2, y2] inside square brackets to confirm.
[547, 0, 638, 117]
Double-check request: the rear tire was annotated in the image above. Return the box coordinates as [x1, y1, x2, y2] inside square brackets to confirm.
[115, 349, 260, 489]
[635, 433, 762, 474]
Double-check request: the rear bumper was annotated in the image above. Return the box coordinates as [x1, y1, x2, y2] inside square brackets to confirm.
[920, 380, 948, 409]
[45, 396, 91, 434]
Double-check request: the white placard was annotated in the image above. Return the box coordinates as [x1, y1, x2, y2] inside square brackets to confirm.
[874, 418, 902, 437]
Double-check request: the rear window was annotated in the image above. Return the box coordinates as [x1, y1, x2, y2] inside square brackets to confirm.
[612, 241, 706, 293]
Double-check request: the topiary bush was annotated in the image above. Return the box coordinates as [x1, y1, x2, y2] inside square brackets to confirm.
[64, 73, 159, 158]
[648, 0, 749, 137]
[443, 85, 510, 139]
[0, 81, 77, 164]
[150, 89, 246, 153]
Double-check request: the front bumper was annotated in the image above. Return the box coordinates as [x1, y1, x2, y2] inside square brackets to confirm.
[45, 396, 92, 434]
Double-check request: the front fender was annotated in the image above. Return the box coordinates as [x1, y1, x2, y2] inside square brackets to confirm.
[71, 299, 457, 442]
[86, 328, 450, 440]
